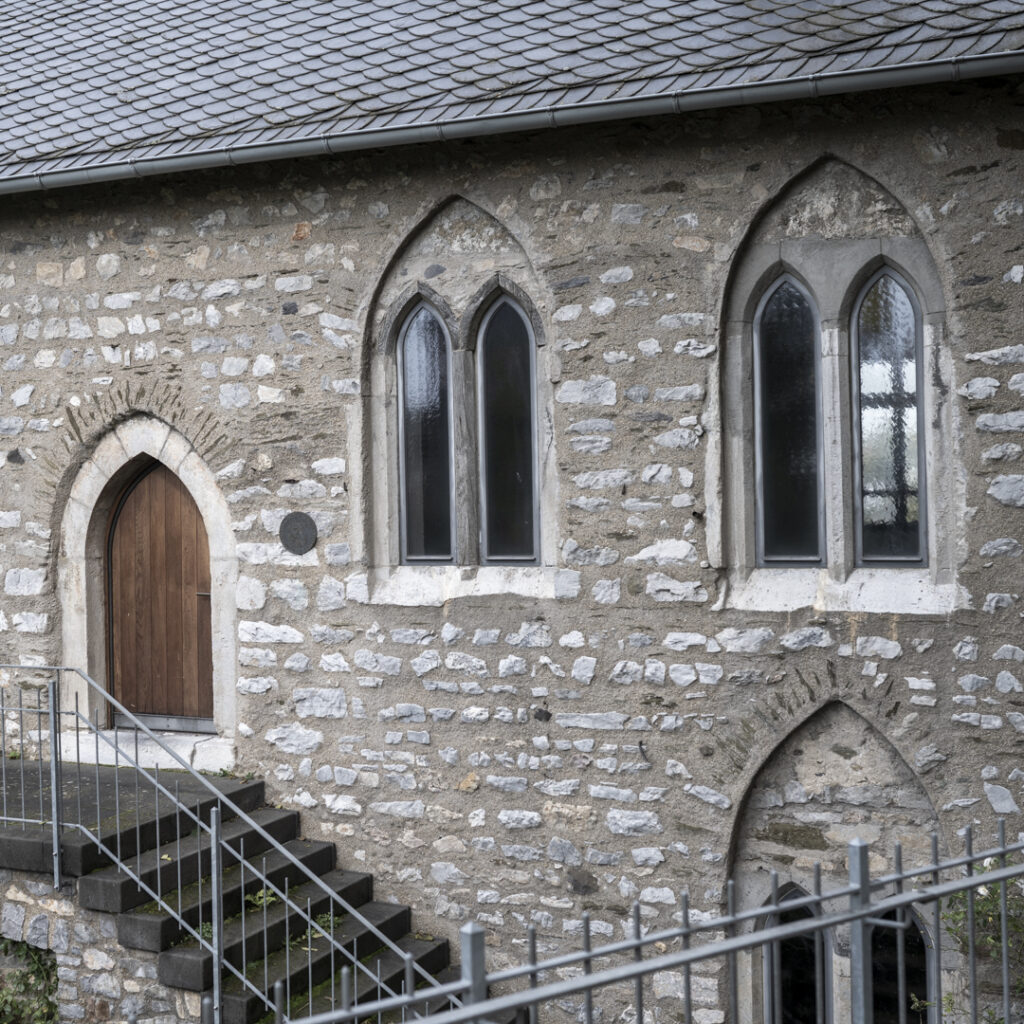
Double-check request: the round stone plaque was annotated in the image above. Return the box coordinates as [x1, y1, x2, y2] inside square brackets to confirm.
[279, 511, 318, 555]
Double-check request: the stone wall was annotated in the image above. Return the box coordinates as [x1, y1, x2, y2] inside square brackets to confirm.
[0, 867, 198, 1024]
[0, 74, 1023, 1016]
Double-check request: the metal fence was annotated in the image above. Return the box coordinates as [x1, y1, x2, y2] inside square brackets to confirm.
[281, 826, 1024, 1024]
[0, 666, 457, 1024]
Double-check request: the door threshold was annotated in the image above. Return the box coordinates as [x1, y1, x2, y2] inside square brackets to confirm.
[113, 712, 217, 734]
[59, 729, 235, 774]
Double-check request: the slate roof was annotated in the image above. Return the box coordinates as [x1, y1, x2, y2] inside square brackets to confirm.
[1, 1, 1023, 188]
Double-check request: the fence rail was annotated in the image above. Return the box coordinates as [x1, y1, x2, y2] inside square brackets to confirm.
[0, 665, 456, 1024]
[284, 828, 1024, 1024]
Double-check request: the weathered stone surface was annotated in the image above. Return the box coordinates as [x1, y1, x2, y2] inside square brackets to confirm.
[855, 636, 902, 659]
[645, 574, 708, 602]
[555, 377, 616, 405]
[606, 810, 662, 836]
[264, 723, 323, 754]
[984, 783, 1020, 814]
[294, 688, 347, 718]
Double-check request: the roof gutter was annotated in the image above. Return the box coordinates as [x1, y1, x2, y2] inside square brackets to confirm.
[2, 47, 1023, 196]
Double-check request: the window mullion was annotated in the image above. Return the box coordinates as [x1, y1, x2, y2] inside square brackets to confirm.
[821, 322, 854, 580]
[451, 347, 479, 565]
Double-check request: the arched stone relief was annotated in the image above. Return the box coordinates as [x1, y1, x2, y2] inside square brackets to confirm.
[731, 701, 942, 905]
[56, 415, 237, 747]
[729, 700, 944, 1024]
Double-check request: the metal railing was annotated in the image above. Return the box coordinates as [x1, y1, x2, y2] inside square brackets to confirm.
[0, 665, 457, 1024]
[284, 827, 1024, 1024]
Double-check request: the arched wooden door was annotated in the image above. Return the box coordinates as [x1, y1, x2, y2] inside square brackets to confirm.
[107, 462, 214, 730]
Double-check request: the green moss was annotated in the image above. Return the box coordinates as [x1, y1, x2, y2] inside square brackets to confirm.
[0, 938, 57, 1024]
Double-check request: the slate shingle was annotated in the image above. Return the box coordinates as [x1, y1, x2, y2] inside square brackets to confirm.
[0, 0, 1021, 182]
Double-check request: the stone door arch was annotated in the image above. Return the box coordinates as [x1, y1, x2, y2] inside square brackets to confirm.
[58, 417, 236, 739]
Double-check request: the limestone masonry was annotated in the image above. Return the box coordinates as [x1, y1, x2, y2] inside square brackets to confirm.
[1, 77, 1024, 1019]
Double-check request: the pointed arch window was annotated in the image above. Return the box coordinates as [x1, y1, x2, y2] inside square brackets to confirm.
[398, 303, 454, 562]
[393, 293, 540, 567]
[871, 910, 931, 1024]
[760, 888, 831, 1024]
[754, 277, 823, 565]
[852, 271, 925, 565]
[478, 298, 538, 563]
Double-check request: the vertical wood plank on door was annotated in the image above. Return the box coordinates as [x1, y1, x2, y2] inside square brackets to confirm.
[196, 504, 213, 718]
[108, 462, 214, 723]
[150, 465, 168, 715]
[179, 472, 199, 720]
[165, 472, 185, 714]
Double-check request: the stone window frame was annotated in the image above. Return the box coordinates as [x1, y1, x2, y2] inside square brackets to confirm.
[712, 236, 965, 614]
[362, 276, 566, 605]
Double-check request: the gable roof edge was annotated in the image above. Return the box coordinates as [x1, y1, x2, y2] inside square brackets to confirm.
[3, 47, 1023, 198]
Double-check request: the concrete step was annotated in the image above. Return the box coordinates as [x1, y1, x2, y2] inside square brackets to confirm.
[77, 806, 299, 914]
[267, 935, 452, 1024]
[58, 731, 235, 773]
[63, 776, 266, 877]
[157, 868, 373, 992]
[0, 764, 264, 877]
[116, 838, 336, 953]
[222, 908, 442, 1024]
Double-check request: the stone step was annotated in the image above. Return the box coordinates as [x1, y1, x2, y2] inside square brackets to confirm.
[0, 767, 265, 877]
[116, 838, 336, 953]
[157, 868, 373, 992]
[77, 806, 299, 914]
[223, 917, 444, 1024]
[281, 935, 451, 1024]
[63, 777, 266, 877]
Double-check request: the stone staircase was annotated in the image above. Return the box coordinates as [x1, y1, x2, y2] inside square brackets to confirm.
[0, 766, 452, 1024]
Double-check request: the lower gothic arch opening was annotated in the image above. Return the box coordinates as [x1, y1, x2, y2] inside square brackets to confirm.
[730, 701, 941, 1024]
[57, 417, 237, 747]
[753, 884, 834, 1024]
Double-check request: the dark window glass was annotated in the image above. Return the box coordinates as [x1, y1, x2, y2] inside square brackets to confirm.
[856, 275, 922, 562]
[872, 911, 928, 1024]
[480, 301, 535, 560]
[757, 280, 821, 562]
[400, 306, 452, 560]
[766, 901, 825, 1024]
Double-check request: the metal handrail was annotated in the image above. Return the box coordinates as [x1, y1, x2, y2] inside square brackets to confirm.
[289, 830, 1024, 1024]
[0, 664, 456, 1022]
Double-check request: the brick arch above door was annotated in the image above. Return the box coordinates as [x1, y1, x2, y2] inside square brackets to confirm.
[57, 416, 237, 745]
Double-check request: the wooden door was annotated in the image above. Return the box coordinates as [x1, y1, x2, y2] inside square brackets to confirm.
[107, 463, 213, 726]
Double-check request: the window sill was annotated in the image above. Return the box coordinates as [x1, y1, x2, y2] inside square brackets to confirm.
[725, 568, 969, 614]
[365, 564, 578, 606]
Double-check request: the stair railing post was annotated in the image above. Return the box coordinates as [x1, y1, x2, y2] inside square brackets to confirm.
[210, 805, 224, 1024]
[46, 673, 62, 889]
[460, 922, 488, 1024]
[848, 838, 873, 1024]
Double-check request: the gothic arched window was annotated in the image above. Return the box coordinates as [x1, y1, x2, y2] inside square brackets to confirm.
[477, 298, 537, 563]
[852, 270, 925, 564]
[753, 277, 823, 565]
[398, 303, 454, 562]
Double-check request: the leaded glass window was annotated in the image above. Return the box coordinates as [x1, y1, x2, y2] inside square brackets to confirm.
[398, 304, 454, 561]
[853, 272, 925, 563]
[754, 278, 823, 564]
[478, 299, 537, 562]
